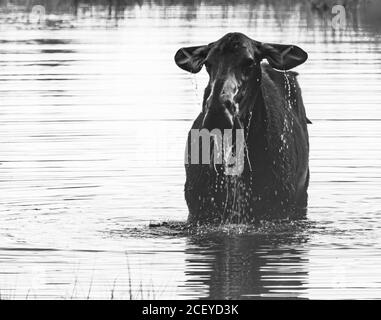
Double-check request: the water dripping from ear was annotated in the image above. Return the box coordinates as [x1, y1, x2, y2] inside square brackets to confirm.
[281, 71, 294, 151]
[191, 73, 201, 107]
[283, 70, 292, 110]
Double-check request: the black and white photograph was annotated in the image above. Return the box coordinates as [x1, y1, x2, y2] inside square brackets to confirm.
[0, 0, 380, 303]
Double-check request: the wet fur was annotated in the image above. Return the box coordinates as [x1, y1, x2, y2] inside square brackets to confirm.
[185, 63, 310, 224]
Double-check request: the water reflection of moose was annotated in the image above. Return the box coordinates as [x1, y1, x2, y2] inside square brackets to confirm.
[175, 33, 311, 224]
[184, 234, 309, 299]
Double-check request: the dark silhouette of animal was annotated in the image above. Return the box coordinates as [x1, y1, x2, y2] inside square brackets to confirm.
[174, 32, 310, 224]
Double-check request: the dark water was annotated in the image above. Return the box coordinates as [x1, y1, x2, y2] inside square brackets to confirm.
[0, 3, 381, 299]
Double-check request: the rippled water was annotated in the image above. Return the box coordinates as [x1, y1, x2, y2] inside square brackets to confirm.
[0, 3, 381, 299]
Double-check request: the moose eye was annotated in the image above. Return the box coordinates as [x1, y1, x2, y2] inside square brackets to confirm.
[204, 60, 212, 72]
[242, 58, 255, 69]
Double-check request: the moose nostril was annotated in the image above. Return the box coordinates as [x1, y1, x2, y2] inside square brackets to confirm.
[223, 100, 236, 113]
[223, 100, 232, 109]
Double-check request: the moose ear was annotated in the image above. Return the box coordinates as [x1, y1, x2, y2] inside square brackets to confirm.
[174, 45, 211, 73]
[258, 43, 308, 70]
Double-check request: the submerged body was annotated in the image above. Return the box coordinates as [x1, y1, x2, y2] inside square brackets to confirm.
[175, 33, 310, 223]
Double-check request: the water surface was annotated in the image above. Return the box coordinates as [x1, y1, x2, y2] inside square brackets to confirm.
[0, 3, 381, 299]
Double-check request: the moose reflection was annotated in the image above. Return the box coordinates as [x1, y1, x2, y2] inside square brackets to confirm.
[184, 233, 309, 299]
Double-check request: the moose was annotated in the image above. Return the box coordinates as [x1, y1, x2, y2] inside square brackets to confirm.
[175, 32, 310, 224]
